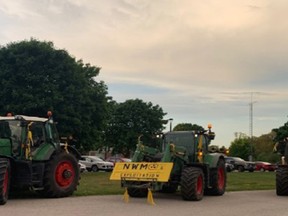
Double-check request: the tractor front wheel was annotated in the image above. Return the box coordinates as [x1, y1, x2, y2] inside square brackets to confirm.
[0, 159, 10, 205]
[41, 152, 80, 198]
[276, 165, 288, 196]
[205, 158, 226, 195]
[181, 167, 204, 201]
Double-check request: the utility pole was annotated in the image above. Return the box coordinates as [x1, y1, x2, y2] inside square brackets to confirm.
[249, 92, 257, 161]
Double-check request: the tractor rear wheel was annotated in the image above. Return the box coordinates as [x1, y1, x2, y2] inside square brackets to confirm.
[181, 167, 204, 201]
[41, 151, 80, 198]
[276, 165, 288, 195]
[205, 158, 226, 195]
[0, 159, 10, 205]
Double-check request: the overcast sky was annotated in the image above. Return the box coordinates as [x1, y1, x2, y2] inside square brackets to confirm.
[1, 0, 287, 147]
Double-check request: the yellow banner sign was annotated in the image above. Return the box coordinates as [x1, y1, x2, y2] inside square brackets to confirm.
[110, 162, 173, 182]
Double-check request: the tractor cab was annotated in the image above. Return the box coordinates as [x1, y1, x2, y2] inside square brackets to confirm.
[0, 113, 60, 160]
[162, 125, 215, 164]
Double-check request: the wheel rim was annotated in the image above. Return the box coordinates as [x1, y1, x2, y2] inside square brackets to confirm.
[3, 169, 8, 195]
[218, 167, 225, 190]
[55, 161, 75, 188]
[196, 174, 203, 195]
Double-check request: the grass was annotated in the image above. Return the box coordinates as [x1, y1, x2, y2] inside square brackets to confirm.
[75, 172, 124, 196]
[226, 171, 276, 191]
[74, 171, 276, 196]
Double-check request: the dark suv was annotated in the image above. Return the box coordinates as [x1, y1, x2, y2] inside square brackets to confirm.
[225, 157, 255, 172]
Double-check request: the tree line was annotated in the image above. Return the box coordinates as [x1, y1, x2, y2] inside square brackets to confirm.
[0, 39, 166, 156]
[227, 122, 288, 163]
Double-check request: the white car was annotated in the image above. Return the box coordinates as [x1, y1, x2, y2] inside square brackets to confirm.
[78, 162, 86, 173]
[80, 156, 114, 172]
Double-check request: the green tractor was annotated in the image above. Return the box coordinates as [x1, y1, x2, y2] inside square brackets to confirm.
[119, 125, 226, 201]
[0, 112, 81, 205]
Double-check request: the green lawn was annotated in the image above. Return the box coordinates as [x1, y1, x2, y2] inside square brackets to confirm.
[75, 172, 124, 196]
[75, 171, 276, 196]
[226, 171, 275, 191]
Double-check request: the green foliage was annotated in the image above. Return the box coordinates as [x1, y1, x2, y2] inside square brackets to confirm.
[105, 99, 166, 156]
[0, 39, 109, 152]
[173, 123, 204, 131]
[229, 137, 253, 160]
[229, 132, 280, 163]
[272, 121, 288, 142]
[253, 132, 279, 163]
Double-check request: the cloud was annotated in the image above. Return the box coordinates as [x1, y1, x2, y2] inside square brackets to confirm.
[0, 0, 288, 146]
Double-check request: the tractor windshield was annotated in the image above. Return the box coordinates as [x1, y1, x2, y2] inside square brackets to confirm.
[45, 120, 59, 144]
[163, 132, 196, 156]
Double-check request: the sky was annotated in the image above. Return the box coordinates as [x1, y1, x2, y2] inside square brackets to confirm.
[0, 0, 288, 147]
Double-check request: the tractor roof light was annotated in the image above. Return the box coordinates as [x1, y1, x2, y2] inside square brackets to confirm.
[208, 123, 212, 129]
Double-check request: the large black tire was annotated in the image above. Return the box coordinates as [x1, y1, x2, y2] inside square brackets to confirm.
[0, 159, 10, 205]
[41, 152, 80, 198]
[181, 167, 204, 201]
[127, 182, 148, 198]
[205, 159, 226, 195]
[276, 166, 288, 196]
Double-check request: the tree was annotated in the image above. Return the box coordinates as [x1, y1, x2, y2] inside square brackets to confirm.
[173, 123, 204, 131]
[253, 132, 279, 163]
[272, 121, 288, 142]
[229, 137, 253, 160]
[105, 99, 166, 157]
[0, 39, 109, 152]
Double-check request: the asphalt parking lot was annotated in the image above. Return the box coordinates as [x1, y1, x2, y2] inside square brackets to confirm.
[1, 190, 287, 216]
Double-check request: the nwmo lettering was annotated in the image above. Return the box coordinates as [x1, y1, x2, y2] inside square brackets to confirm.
[123, 163, 149, 170]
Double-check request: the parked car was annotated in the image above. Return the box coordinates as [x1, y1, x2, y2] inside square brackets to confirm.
[106, 156, 131, 165]
[78, 162, 86, 173]
[245, 161, 256, 172]
[255, 161, 276, 172]
[225, 162, 234, 172]
[225, 156, 255, 172]
[80, 155, 114, 172]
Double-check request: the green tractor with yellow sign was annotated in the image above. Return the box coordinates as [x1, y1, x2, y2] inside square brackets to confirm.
[0, 112, 81, 205]
[110, 124, 226, 202]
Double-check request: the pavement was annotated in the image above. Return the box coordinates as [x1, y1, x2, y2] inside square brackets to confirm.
[1, 190, 288, 216]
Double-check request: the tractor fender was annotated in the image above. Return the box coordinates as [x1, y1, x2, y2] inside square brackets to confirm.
[205, 153, 225, 168]
[60, 144, 81, 160]
[33, 143, 81, 161]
